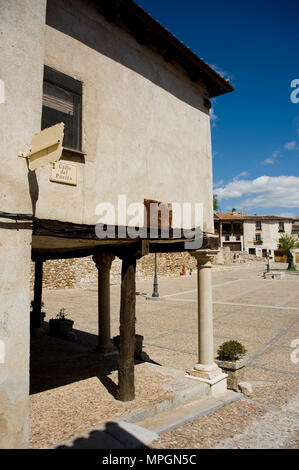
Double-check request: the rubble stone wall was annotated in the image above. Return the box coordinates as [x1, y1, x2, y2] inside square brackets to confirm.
[30, 249, 264, 290]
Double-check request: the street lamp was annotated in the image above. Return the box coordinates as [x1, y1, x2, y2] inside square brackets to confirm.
[266, 251, 271, 273]
[152, 252, 159, 297]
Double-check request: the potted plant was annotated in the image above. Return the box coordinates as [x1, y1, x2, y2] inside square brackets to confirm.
[215, 340, 247, 391]
[112, 334, 144, 360]
[49, 308, 74, 340]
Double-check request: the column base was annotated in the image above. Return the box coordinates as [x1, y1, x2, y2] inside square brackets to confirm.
[186, 363, 228, 396]
[34, 327, 46, 337]
[94, 342, 118, 355]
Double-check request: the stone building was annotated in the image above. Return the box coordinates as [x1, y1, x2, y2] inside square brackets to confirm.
[243, 216, 293, 260]
[214, 211, 293, 260]
[291, 218, 299, 263]
[0, 0, 233, 448]
[214, 210, 245, 251]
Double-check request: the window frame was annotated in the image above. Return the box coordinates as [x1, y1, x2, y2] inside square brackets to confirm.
[42, 65, 82, 152]
[278, 222, 285, 233]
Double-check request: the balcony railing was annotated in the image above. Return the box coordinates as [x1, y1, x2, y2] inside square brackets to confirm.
[253, 239, 263, 245]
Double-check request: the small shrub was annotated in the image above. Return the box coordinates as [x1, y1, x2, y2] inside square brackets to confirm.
[217, 340, 247, 362]
[56, 308, 67, 320]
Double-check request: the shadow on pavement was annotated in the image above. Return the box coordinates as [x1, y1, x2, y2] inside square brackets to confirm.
[30, 325, 160, 397]
[56, 422, 150, 449]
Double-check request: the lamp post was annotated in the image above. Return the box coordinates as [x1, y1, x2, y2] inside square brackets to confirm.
[266, 251, 271, 273]
[152, 253, 159, 298]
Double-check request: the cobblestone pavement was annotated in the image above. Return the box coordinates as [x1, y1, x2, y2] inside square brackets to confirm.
[32, 262, 299, 448]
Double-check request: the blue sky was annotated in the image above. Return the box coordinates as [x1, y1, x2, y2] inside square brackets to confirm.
[136, 0, 299, 217]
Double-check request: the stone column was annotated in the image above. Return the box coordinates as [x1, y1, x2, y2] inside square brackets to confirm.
[188, 250, 227, 395]
[92, 253, 117, 354]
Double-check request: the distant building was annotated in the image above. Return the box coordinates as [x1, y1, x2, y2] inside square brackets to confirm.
[292, 218, 299, 263]
[214, 210, 293, 260]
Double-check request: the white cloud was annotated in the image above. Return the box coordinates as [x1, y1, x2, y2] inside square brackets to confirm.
[208, 64, 233, 83]
[236, 171, 249, 178]
[263, 158, 274, 165]
[210, 107, 218, 127]
[214, 175, 299, 209]
[262, 150, 279, 165]
[276, 211, 297, 218]
[284, 140, 299, 150]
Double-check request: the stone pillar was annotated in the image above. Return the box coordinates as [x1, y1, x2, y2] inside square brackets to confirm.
[188, 250, 227, 395]
[92, 253, 116, 354]
[32, 259, 44, 334]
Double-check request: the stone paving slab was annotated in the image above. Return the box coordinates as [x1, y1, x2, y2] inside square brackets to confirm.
[275, 327, 299, 348]
[217, 311, 298, 331]
[150, 399, 268, 449]
[242, 367, 299, 408]
[214, 321, 282, 345]
[250, 345, 299, 374]
[212, 394, 299, 449]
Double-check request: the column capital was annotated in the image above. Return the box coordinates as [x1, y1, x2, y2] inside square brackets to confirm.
[92, 253, 115, 272]
[190, 249, 218, 267]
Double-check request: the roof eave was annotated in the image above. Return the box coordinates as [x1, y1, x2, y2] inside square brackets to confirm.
[97, 0, 234, 98]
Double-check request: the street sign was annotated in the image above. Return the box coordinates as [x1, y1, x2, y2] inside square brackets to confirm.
[50, 160, 77, 186]
[19, 122, 64, 170]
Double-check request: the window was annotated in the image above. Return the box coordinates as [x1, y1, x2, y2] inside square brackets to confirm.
[222, 223, 231, 234]
[233, 223, 241, 233]
[256, 233, 262, 241]
[42, 66, 82, 151]
[278, 222, 285, 232]
[236, 235, 241, 241]
[249, 248, 256, 255]
[225, 235, 230, 241]
[256, 221, 262, 230]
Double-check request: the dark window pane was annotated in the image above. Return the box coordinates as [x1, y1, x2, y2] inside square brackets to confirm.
[41, 70, 82, 151]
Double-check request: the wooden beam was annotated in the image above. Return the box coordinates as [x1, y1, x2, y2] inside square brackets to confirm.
[117, 254, 136, 401]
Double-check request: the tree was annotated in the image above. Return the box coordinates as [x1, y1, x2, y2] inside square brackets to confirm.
[278, 234, 298, 270]
[213, 195, 219, 211]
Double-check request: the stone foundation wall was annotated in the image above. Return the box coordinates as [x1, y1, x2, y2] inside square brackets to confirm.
[30, 248, 264, 290]
[30, 252, 198, 290]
